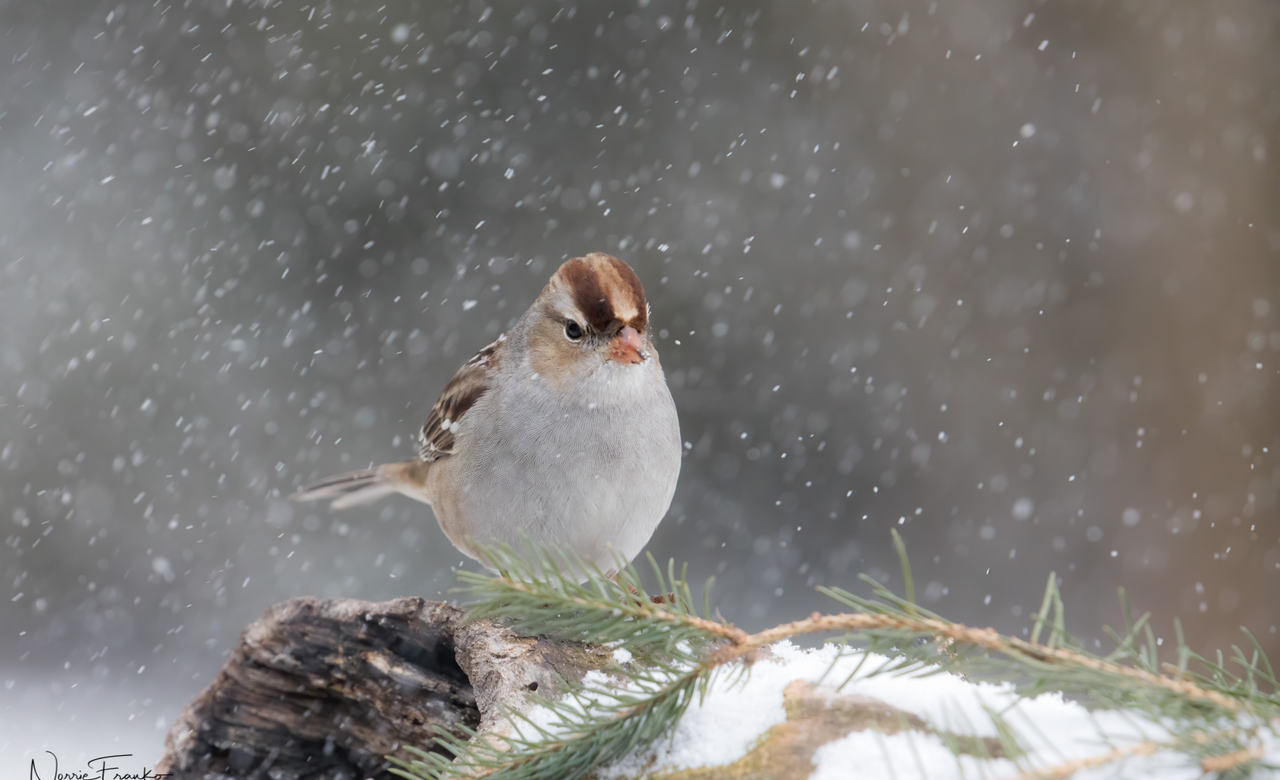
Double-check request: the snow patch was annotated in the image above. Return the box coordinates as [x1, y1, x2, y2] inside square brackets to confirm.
[513, 640, 1280, 779]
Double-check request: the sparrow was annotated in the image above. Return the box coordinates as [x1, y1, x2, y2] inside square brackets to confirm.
[292, 252, 683, 575]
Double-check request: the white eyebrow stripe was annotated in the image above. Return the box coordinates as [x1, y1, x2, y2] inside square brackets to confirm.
[608, 286, 640, 322]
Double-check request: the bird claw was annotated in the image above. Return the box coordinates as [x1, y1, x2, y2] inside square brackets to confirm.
[604, 571, 679, 607]
[625, 583, 678, 607]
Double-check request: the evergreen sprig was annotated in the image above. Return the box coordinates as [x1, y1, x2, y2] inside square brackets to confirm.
[389, 534, 1280, 780]
[456, 543, 744, 663]
[393, 666, 710, 780]
[389, 543, 741, 780]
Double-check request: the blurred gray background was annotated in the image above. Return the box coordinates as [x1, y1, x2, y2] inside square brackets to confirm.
[2, 0, 1278, 762]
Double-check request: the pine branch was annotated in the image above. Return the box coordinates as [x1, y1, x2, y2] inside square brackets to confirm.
[392, 667, 708, 780]
[390, 541, 1279, 780]
[804, 595, 1245, 714]
[456, 543, 746, 663]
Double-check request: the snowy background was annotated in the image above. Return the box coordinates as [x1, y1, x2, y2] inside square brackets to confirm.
[2, 0, 1278, 763]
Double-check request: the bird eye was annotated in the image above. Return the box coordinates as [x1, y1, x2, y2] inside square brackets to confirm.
[564, 320, 583, 340]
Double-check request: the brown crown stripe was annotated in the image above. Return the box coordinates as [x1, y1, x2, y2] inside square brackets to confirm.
[559, 254, 648, 334]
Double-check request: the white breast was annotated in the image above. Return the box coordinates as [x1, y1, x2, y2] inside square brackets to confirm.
[429, 359, 682, 573]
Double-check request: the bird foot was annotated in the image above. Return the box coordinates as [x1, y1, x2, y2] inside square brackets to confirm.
[626, 583, 677, 606]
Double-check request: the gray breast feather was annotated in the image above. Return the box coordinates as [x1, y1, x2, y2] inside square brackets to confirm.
[435, 365, 681, 572]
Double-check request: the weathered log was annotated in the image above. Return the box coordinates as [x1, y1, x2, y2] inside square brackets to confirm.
[157, 596, 609, 780]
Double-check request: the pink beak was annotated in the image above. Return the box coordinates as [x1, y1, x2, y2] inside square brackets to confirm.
[607, 326, 647, 364]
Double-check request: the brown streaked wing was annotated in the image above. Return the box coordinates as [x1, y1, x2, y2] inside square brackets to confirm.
[417, 338, 500, 461]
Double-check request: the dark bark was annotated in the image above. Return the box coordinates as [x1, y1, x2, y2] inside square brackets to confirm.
[157, 596, 606, 780]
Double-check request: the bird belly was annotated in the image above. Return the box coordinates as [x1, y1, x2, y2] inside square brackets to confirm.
[434, 388, 681, 574]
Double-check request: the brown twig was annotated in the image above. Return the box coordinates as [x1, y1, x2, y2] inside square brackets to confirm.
[1009, 740, 1162, 780]
[701, 611, 1241, 712]
[1199, 743, 1264, 773]
[1007, 731, 1265, 780]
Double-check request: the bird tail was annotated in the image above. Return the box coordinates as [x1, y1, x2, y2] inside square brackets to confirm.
[291, 460, 429, 510]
